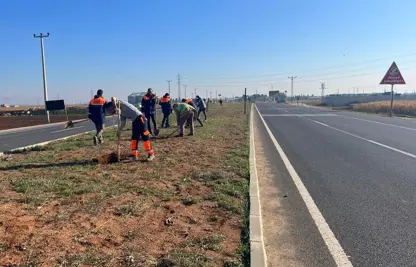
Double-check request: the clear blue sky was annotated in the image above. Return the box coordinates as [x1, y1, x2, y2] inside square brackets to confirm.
[1, 0, 416, 104]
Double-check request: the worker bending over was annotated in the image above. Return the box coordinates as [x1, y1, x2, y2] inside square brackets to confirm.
[196, 95, 207, 121]
[182, 98, 204, 127]
[141, 88, 159, 136]
[173, 102, 197, 137]
[110, 97, 155, 162]
[159, 93, 172, 128]
[88, 89, 111, 145]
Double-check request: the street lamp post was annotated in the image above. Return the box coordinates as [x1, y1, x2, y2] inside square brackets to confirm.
[34, 32, 51, 123]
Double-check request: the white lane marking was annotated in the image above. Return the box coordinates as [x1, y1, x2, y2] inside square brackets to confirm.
[262, 114, 337, 117]
[255, 104, 353, 267]
[311, 120, 416, 159]
[50, 126, 84, 134]
[337, 114, 416, 131]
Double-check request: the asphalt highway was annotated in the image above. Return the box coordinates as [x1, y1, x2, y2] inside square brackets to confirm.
[255, 102, 416, 267]
[0, 117, 118, 152]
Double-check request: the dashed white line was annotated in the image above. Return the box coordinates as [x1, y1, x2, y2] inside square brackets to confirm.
[337, 114, 416, 131]
[50, 126, 84, 134]
[309, 119, 416, 159]
[255, 104, 353, 267]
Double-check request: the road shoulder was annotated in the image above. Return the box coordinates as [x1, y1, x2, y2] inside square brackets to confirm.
[253, 106, 337, 267]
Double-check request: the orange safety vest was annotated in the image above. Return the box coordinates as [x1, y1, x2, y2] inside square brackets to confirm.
[89, 96, 106, 105]
[160, 96, 170, 103]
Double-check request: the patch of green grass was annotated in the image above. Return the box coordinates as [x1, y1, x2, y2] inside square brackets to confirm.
[185, 235, 225, 252]
[160, 248, 212, 267]
[0, 243, 10, 252]
[58, 248, 112, 266]
[10, 174, 125, 206]
[182, 196, 201, 206]
[114, 198, 146, 217]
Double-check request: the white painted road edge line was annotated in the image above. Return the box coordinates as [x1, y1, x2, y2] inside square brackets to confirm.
[0, 118, 87, 135]
[250, 104, 267, 267]
[0, 125, 117, 157]
[50, 126, 84, 134]
[255, 104, 353, 267]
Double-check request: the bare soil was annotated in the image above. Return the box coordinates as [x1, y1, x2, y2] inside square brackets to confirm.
[0, 103, 249, 266]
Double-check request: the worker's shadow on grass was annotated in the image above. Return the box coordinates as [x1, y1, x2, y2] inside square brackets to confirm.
[0, 160, 96, 171]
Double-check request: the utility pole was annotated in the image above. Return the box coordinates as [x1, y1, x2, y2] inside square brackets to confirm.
[166, 80, 172, 95]
[288, 76, 297, 103]
[216, 89, 218, 100]
[34, 32, 50, 123]
[206, 90, 208, 99]
[320, 82, 325, 104]
[183, 85, 188, 99]
[210, 92, 212, 99]
[177, 74, 181, 100]
[194, 88, 197, 98]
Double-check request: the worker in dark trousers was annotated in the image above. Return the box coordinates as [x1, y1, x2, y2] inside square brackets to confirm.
[183, 98, 203, 127]
[196, 95, 207, 121]
[88, 89, 111, 145]
[141, 88, 159, 136]
[159, 93, 172, 128]
[110, 97, 155, 161]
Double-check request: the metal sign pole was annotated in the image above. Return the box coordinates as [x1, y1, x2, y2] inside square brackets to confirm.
[117, 100, 121, 162]
[390, 84, 394, 117]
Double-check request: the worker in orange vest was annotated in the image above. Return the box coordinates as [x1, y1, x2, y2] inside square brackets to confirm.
[88, 89, 111, 145]
[159, 93, 172, 128]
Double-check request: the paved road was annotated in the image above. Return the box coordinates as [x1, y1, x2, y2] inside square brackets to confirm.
[0, 117, 117, 152]
[255, 102, 416, 267]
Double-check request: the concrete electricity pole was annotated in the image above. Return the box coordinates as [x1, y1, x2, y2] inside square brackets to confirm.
[320, 82, 326, 104]
[177, 74, 181, 100]
[206, 90, 208, 99]
[183, 85, 188, 98]
[166, 80, 172, 95]
[288, 76, 297, 103]
[34, 32, 51, 123]
[194, 88, 197, 98]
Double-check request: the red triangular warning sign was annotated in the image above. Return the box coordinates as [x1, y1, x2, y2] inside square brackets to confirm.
[380, 62, 406, 85]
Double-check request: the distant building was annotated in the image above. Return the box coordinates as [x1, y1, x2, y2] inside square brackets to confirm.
[0, 104, 9, 107]
[128, 92, 146, 108]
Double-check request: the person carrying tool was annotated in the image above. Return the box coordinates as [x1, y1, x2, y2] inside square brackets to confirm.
[109, 97, 155, 161]
[173, 102, 197, 137]
[88, 89, 111, 145]
[141, 88, 159, 136]
[195, 95, 207, 121]
[182, 98, 204, 127]
[159, 93, 172, 128]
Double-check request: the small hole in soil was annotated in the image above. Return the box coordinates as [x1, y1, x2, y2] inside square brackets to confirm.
[93, 152, 130, 164]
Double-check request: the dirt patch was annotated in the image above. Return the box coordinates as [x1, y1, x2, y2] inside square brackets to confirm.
[0, 103, 249, 266]
[93, 152, 132, 164]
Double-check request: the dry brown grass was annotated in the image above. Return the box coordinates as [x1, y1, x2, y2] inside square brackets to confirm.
[354, 100, 416, 116]
[0, 103, 249, 266]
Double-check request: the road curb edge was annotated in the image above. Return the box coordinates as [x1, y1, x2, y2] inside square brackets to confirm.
[250, 103, 267, 266]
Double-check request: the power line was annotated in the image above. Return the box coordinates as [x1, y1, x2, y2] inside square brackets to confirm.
[184, 52, 416, 81]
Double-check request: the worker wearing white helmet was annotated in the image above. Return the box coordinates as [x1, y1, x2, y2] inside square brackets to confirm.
[109, 97, 155, 161]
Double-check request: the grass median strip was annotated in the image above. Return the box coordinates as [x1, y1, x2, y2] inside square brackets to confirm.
[0, 103, 250, 266]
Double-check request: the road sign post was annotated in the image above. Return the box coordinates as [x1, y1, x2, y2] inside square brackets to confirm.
[380, 61, 406, 117]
